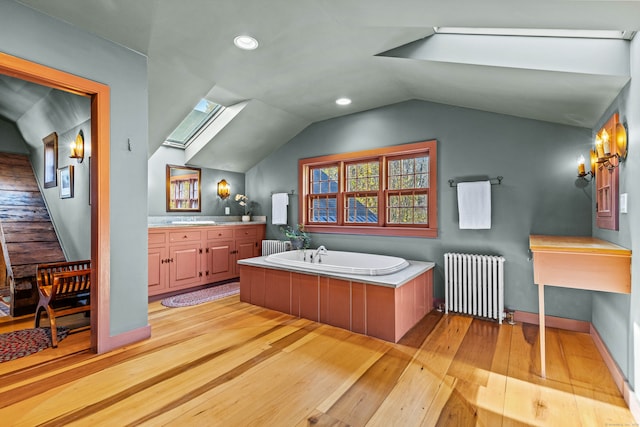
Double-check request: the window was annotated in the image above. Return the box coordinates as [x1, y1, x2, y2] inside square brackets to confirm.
[299, 140, 437, 238]
[164, 99, 223, 148]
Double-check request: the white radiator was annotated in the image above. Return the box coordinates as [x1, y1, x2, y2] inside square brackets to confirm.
[261, 240, 291, 256]
[444, 253, 506, 323]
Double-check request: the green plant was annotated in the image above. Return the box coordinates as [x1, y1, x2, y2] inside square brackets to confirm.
[280, 223, 311, 249]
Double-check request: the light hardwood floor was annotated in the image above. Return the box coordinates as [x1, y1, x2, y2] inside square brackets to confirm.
[0, 295, 635, 426]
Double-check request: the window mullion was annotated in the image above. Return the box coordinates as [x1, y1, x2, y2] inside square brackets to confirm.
[377, 156, 384, 227]
[337, 161, 344, 225]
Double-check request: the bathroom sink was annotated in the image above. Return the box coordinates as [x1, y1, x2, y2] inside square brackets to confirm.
[171, 220, 216, 225]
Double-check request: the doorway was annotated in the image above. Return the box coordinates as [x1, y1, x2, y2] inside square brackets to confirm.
[0, 52, 111, 353]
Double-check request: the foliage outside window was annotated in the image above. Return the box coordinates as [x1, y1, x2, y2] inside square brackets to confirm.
[299, 140, 438, 238]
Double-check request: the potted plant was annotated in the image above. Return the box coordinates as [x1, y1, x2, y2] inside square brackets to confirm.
[280, 223, 311, 249]
[234, 194, 252, 222]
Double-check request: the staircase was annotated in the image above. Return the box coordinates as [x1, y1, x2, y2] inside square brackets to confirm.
[0, 153, 65, 316]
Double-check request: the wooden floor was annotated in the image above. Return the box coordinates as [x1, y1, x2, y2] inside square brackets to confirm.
[0, 294, 634, 426]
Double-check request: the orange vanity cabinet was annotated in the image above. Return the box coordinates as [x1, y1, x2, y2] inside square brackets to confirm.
[168, 230, 203, 290]
[148, 231, 169, 295]
[148, 223, 265, 297]
[234, 226, 261, 271]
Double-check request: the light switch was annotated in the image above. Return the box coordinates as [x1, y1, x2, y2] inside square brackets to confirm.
[620, 193, 628, 214]
[225, 206, 230, 215]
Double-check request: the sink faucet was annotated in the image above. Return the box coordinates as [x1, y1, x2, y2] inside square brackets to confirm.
[313, 245, 328, 263]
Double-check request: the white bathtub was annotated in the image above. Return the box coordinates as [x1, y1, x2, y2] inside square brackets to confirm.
[264, 250, 409, 276]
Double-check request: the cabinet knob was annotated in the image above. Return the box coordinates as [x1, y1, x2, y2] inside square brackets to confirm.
[183, 235, 188, 239]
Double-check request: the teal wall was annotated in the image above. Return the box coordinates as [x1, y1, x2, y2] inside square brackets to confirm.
[0, 0, 149, 336]
[147, 146, 246, 217]
[9, 85, 93, 261]
[0, 118, 28, 154]
[591, 36, 639, 388]
[246, 99, 594, 320]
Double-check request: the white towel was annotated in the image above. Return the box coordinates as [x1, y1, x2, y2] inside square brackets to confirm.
[271, 193, 289, 225]
[457, 181, 491, 229]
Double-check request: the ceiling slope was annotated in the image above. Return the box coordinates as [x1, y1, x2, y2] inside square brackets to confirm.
[11, 0, 640, 171]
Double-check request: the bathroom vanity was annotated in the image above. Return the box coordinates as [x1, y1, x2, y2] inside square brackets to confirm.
[529, 234, 631, 377]
[148, 222, 265, 296]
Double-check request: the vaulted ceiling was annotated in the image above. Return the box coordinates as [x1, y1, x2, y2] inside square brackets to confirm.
[6, 0, 640, 172]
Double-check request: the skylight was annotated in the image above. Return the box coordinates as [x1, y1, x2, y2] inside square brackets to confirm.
[434, 27, 635, 40]
[164, 99, 224, 148]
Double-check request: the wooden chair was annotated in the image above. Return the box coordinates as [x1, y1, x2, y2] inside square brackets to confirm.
[34, 260, 91, 347]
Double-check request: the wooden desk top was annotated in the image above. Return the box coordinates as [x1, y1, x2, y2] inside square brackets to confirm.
[529, 235, 631, 256]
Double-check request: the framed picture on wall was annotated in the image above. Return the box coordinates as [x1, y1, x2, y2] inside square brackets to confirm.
[59, 165, 74, 199]
[43, 132, 58, 188]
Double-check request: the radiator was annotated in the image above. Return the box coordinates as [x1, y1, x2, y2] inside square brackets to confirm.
[444, 253, 506, 323]
[261, 240, 291, 256]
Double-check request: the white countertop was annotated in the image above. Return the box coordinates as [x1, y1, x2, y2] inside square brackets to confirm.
[148, 215, 267, 228]
[238, 256, 435, 288]
[149, 220, 266, 228]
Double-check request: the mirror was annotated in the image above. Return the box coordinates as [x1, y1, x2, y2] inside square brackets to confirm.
[166, 164, 201, 212]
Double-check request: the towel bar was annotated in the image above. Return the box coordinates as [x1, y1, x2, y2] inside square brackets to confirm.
[448, 176, 503, 188]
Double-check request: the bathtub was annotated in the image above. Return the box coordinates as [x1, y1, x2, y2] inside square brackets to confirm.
[264, 249, 409, 276]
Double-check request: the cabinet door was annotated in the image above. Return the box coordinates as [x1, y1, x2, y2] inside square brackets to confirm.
[236, 238, 258, 262]
[206, 240, 234, 283]
[148, 246, 169, 296]
[169, 243, 202, 288]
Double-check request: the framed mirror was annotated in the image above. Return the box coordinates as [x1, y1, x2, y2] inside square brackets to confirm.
[166, 164, 201, 212]
[43, 132, 58, 188]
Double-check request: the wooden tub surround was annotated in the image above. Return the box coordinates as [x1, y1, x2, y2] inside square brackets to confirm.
[238, 258, 434, 343]
[529, 234, 631, 378]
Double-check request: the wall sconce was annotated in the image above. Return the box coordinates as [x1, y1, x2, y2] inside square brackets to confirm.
[594, 122, 628, 170]
[69, 129, 84, 163]
[577, 151, 595, 181]
[217, 179, 230, 199]
[616, 122, 629, 160]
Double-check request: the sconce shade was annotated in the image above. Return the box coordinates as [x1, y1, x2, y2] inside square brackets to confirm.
[601, 128, 611, 155]
[69, 129, 84, 163]
[589, 149, 597, 175]
[616, 122, 628, 160]
[217, 179, 230, 199]
[577, 155, 586, 175]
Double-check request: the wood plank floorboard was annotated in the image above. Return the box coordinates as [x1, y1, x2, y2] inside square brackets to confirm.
[0, 295, 634, 426]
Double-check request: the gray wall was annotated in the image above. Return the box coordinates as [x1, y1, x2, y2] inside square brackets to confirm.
[11, 86, 92, 261]
[0, 0, 149, 336]
[0, 118, 29, 154]
[0, 91, 91, 261]
[246, 99, 594, 321]
[591, 36, 639, 388]
[148, 146, 246, 217]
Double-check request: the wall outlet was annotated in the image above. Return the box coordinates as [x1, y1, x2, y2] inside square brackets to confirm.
[225, 206, 230, 215]
[620, 193, 628, 214]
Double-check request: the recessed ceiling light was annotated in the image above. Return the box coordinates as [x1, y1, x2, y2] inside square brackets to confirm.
[234, 35, 259, 50]
[336, 97, 352, 106]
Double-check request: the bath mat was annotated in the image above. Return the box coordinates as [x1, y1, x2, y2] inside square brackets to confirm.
[161, 282, 240, 308]
[0, 327, 70, 363]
